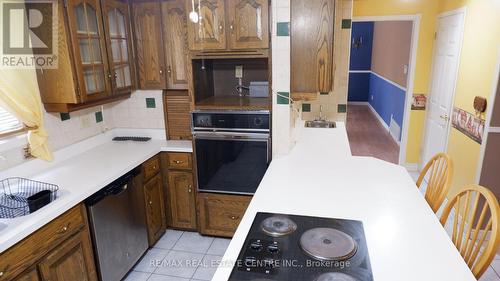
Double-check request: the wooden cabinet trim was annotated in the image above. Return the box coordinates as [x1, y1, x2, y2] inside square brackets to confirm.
[143, 154, 161, 181]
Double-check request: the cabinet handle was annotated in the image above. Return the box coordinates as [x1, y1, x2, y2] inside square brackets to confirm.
[219, 21, 224, 34]
[167, 66, 172, 77]
[174, 160, 183, 164]
[159, 69, 164, 75]
[0, 271, 4, 277]
[188, 188, 192, 193]
[56, 224, 69, 234]
[230, 21, 234, 33]
[149, 200, 153, 205]
[152, 165, 157, 170]
[229, 215, 239, 220]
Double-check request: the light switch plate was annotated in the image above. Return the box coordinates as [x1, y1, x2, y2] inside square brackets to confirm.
[235, 65, 243, 78]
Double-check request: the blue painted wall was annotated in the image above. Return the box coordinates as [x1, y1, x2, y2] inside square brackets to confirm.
[368, 73, 406, 140]
[348, 73, 371, 102]
[349, 22, 374, 70]
[348, 22, 374, 102]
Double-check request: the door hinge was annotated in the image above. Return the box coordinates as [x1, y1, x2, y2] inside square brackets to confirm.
[76, 85, 81, 99]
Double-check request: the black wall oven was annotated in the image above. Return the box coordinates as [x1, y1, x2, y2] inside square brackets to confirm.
[193, 110, 270, 195]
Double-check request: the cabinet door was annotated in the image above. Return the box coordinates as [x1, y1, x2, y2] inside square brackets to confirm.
[133, 1, 166, 89]
[162, 0, 189, 89]
[38, 230, 97, 281]
[144, 173, 166, 246]
[291, 0, 334, 94]
[13, 268, 41, 281]
[102, 0, 135, 93]
[197, 193, 251, 237]
[67, 0, 112, 102]
[164, 92, 192, 140]
[167, 171, 197, 229]
[186, 0, 226, 50]
[227, 0, 269, 49]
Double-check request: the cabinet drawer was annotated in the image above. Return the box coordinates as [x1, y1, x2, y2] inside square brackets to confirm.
[197, 193, 251, 237]
[0, 204, 86, 281]
[143, 155, 161, 181]
[166, 153, 192, 170]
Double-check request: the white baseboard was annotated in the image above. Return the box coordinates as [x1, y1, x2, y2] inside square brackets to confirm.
[366, 103, 390, 131]
[347, 101, 370, 105]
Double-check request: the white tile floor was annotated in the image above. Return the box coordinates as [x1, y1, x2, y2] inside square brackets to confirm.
[125, 172, 500, 281]
[124, 230, 230, 281]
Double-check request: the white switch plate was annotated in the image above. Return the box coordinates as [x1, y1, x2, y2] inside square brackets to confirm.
[235, 65, 243, 78]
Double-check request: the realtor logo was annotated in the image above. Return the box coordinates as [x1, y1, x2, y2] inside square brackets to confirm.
[0, 0, 58, 69]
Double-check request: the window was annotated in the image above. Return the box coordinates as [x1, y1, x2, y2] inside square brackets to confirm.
[0, 105, 23, 136]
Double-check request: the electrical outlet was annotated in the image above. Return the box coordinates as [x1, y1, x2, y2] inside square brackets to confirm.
[80, 114, 92, 128]
[235, 65, 243, 78]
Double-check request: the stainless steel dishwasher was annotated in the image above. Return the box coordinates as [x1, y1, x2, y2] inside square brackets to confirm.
[86, 167, 148, 281]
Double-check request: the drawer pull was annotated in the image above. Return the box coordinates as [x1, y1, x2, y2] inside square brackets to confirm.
[229, 215, 239, 220]
[0, 271, 4, 277]
[149, 201, 153, 206]
[56, 225, 69, 234]
[152, 165, 157, 170]
[188, 188, 192, 193]
[174, 160, 183, 164]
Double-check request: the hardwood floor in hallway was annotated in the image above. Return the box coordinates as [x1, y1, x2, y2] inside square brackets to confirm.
[346, 104, 400, 164]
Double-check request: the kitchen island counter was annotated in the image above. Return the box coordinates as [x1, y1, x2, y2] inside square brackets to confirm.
[213, 123, 475, 281]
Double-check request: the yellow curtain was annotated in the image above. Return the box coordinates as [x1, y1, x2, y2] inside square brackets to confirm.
[0, 68, 53, 161]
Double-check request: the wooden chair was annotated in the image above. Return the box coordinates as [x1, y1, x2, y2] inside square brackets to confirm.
[440, 185, 500, 278]
[416, 153, 453, 213]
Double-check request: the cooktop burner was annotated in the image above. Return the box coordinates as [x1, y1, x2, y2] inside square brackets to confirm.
[299, 228, 357, 261]
[315, 272, 359, 281]
[261, 215, 298, 237]
[229, 212, 373, 281]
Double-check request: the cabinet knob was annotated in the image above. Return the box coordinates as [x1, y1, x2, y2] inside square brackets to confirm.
[149, 201, 153, 205]
[159, 69, 163, 75]
[0, 271, 4, 277]
[188, 188, 192, 193]
[57, 225, 69, 234]
[174, 160, 183, 164]
[229, 215, 239, 220]
[167, 66, 172, 73]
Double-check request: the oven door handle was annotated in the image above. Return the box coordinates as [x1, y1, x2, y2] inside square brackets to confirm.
[193, 131, 270, 140]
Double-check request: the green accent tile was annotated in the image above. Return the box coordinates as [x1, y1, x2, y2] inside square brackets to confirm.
[338, 104, 347, 113]
[320, 92, 329, 95]
[60, 113, 70, 121]
[277, 22, 290, 36]
[95, 111, 103, 123]
[341, 19, 352, 29]
[302, 103, 311, 112]
[277, 92, 289, 105]
[146, 98, 156, 108]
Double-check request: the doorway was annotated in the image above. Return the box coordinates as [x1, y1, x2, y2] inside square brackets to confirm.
[421, 8, 466, 166]
[347, 16, 420, 165]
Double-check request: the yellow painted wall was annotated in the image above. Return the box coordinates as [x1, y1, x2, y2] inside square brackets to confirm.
[352, 0, 439, 164]
[439, 0, 500, 196]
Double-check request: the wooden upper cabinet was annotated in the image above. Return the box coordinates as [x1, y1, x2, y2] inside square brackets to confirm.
[66, 0, 112, 102]
[227, 0, 269, 49]
[186, 0, 226, 50]
[162, 0, 189, 89]
[38, 230, 97, 281]
[102, 0, 135, 94]
[133, 1, 167, 89]
[290, 0, 334, 95]
[167, 171, 197, 230]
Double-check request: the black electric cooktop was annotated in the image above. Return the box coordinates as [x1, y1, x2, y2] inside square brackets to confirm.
[228, 212, 373, 281]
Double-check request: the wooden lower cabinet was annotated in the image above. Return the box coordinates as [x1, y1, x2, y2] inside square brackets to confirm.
[0, 204, 97, 281]
[167, 171, 197, 230]
[197, 193, 251, 237]
[143, 173, 167, 246]
[38, 231, 97, 281]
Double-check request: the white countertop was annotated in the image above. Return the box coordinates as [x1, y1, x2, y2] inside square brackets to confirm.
[213, 123, 476, 281]
[0, 128, 192, 253]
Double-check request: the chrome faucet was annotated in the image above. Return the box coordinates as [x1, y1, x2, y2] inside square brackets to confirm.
[316, 105, 326, 121]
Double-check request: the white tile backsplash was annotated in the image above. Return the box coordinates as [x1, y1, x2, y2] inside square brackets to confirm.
[0, 89, 166, 171]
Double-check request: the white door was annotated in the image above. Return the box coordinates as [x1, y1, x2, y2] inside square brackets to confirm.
[422, 10, 465, 166]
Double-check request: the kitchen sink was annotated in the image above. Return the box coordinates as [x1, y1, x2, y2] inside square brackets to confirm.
[305, 120, 336, 128]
